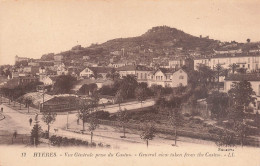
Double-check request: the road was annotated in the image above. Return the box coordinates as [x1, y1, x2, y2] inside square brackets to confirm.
[0, 98, 259, 152]
[0, 99, 218, 149]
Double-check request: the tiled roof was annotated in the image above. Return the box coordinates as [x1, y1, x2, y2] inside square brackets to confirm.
[225, 74, 260, 81]
[88, 67, 112, 73]
[116, 65, 152, 71]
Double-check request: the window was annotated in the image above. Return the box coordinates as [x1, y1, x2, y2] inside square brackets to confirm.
[141, 73, 143, 79]
[248, 64, 250, 69]
[179, 75, 184, 79]
[248, 58, 250, 63]
[145, 73, 147, 79]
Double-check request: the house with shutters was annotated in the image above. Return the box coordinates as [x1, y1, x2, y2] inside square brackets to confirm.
[147, 68, 188, 88]
[116, 65, 152, 82]
[79, 67, 112, 79]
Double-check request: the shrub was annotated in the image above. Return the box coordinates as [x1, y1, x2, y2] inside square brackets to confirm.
[90, 142, 96, 147]
[61, 137, 69, 146]
[184, 113, 191, 117]
[90, 111, 110, 120]
[69, 138, 76, 145]
[98, 143, 103, 147]
[83, 141, 89, 146]
[75, 139, 83, 145]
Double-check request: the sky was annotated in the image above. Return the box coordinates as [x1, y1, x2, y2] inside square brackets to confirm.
[0, 0, 260, 65]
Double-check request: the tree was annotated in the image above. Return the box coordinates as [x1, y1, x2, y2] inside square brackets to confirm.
[234, 121, 250, 147]
[88, 115, 99, 144]
[114, 89, 125, 109]
[206, 91, 229, 119]
[216, 129, 236, 147]
[117, 108, 129, 138]
[53, 75, 77, 94]
[78, 83, 97, 95]
[106, 68, 120, 80]
[156, 95, 183, 145]
[169, 108, 182, 146]
[119, 75, 138, 99]
[77, 98, 98, 131]
[140, 124, 155, 148]
[12, 86, 25, 107]
[236, 68, 247, 74]
[228, 80, 256, 111]
[30, 115, 42, 146]
[24, 97, 33, 113]
[166, 96, 183, 146]
[150, 84, 163, 97]
[229, 63, 238, 74]
[135, 86, 147, 107]
[228, 80, 256, 146]
[196, 64, 215, 86]
[214, 64, 223, 91]
[247, 38, 251, 43]
[41, 112, 57, 138]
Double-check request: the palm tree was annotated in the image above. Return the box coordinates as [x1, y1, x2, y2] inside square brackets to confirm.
[215, 64, 223, 91]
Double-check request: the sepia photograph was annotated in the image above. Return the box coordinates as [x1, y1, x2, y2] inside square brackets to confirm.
[0, 0, 259, 166]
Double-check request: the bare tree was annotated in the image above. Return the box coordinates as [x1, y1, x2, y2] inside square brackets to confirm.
[140, 124, 155, 148]
[42, 112, 57, 138]
[117, 108, 129, 138]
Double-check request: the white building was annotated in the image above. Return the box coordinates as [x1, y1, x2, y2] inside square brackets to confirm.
[194, 54, 260, 72]
[80, 67, 112, 78]
[116, 65, 152, 82]
[147, 68, 188, 88]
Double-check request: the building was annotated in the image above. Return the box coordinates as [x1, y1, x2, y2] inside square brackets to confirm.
[15, 55, 29, 63]
[83, 56, 90, 60]
[40, 96, 79, 112]
[80, 67, 112, 78]
[213, 48, 242, 54]
[224, 74, 260, 113]
[39, 75, 56, 86]
[23, 66, 40, 75]
[169, 57, 193, 70]
[147, 68, 188, 88]
[18, 76, 39, 85]
[54, 54, 63, 61]
[194, 53, 260, 72]
[116, 65, 152, 82]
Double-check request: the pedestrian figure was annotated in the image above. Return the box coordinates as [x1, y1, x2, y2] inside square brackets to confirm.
[13, 131, 17, 139]
[1, 107, 3, 113]
[77, 118, 79, 125]
[29, 118, 32, 126]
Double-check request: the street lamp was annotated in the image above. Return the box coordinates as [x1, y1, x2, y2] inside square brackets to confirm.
[37, 85, 45, 112]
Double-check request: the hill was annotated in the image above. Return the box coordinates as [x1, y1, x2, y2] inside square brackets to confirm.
[40, 26, 253, 65]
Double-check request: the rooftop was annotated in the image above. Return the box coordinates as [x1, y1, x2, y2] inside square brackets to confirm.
[88, 67, 113, 73]
[225, 74, 260, 81]
[116, 65, 152, 71]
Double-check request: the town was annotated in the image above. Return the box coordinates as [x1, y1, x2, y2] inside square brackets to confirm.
[0, 26, 260, 149]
